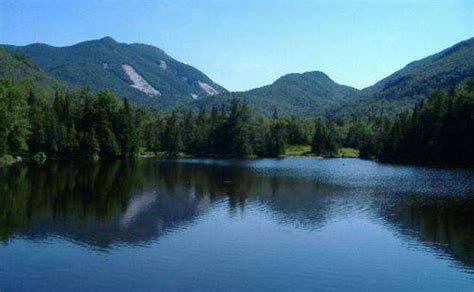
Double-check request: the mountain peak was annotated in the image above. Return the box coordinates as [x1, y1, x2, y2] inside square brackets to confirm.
[301, 71, 331, 80]
[98, 36, 117, 44]
[4, 37, 226, 107]
[302, 70, 328, 76]
[217, 69, 361, 117]
[274, 70, 331, 85]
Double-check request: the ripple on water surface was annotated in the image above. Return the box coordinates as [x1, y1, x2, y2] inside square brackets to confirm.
[0, 158, 473, 291]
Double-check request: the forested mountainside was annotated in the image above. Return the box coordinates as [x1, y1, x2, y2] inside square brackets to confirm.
[0, 47, 66, 95]
[333, 37, 474, 118]
[191, 38, 474, 118]
[2, 37, 226, 107]
[2, 36, 472, 118]
[1, 46, 473, 169]
[189, 71, 361, 116]
[1, 74, 472, 167]
[1, 36, 473, 166]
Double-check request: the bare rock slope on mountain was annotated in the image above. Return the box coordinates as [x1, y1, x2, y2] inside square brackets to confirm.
[3, 37, 226, 107]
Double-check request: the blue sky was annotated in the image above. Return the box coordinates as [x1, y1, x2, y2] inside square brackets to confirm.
[0, 0, 473, 91]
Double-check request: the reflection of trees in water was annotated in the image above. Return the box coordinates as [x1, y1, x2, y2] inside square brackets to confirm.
[1, 158, 474, 271]
[0, 160, 219, 247]
[0, 159, 344, 247]
[155, 160, 348, 229]
[0, 160, 137, 242]
[374, 194, 474, 268]
[255, 176, 345, 230]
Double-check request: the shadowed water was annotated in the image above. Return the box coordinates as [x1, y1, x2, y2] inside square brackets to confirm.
[0, 158, 473, 291]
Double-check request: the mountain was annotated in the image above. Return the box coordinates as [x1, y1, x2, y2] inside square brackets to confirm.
[196, 37, 474, 117]
[0, 47, 65, 95]
[334, 37, 474, 118]
[191, 71, 361, 116]
[1, 36, 472, 118]
[2, 37, 226, 107]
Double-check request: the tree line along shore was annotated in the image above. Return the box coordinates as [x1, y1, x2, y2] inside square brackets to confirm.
[1, 77, 473, 167]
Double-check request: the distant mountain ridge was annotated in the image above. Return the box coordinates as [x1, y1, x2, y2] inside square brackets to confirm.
[194, 37, 474, 117]
[2, 37, 226, 107]
[365, 37, 474, 95]
[189, 71, 361, 116]
[333, 37, 474, 118]
[0, 47, 66, 95]
[1, 36, 473, 118]
[247, 71, 360, 108]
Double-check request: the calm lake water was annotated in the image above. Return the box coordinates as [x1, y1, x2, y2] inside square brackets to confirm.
[0, 158, 473, 291]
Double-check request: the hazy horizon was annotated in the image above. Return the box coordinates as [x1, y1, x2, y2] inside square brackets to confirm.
[1, 0, 473, 91]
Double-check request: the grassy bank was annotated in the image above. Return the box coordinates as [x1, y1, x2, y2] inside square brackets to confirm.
[336, 147, 360, 158]
[139, 146, 360, 159]
[283, 145, 360, 158]
[284, 145, 312, 156]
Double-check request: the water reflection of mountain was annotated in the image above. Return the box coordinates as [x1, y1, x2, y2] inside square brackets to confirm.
[1, 158, 473, 271]
[373, 194, 474, 269]
[0, 159, 342, 248]
[0, 160, 212, 247]
[20, 188, 209, 249]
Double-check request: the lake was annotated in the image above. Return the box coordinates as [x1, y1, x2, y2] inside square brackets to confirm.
[0, 157, 473, 291]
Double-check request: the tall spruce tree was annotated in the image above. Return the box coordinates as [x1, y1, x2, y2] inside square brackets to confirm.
[311, 119, 337, 156]
[162, 111, 183, 154]
[266, 109, 286, 157]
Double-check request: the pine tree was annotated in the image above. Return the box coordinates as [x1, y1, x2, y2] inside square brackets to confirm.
[285, 116, 309, 145]
[162, 111, 183, 154]
[266, 109, 286, 157]
[117, 98, 138, 157]
[209, 106, 225, 156]
[66, 125, 79, 155]
[84, 129, 100, 155]
[182, 111, 196, 154]
[94, 90, 121, 157]
[311, 119, 337, 156]
[224, 99, 253, 157]
[192, 109, 210, 155]
[0, 79, 31, 156]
